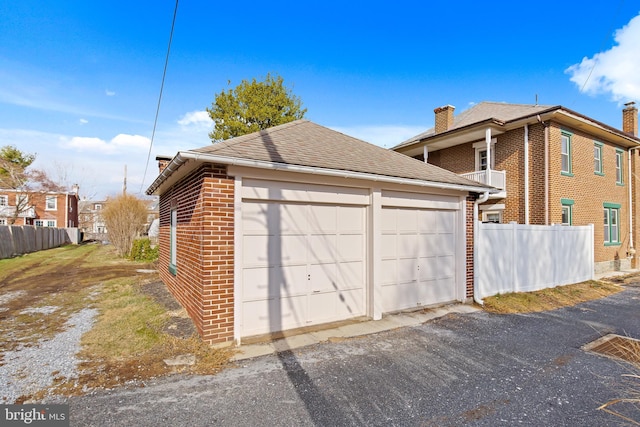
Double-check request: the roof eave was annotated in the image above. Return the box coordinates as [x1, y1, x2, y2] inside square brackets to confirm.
[146, 151, 495, 196]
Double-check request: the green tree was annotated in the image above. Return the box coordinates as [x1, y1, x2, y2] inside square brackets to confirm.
[0, 145, 36, 189]
[207, 73, 307, 142]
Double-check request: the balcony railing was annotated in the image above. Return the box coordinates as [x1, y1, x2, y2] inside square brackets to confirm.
[460, 170, 506, 191]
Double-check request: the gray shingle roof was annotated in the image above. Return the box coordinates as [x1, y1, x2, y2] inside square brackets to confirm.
[191, 120, 485, 188]
[395, 101, 556, 148]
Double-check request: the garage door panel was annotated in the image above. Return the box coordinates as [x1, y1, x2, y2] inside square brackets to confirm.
[308, 288, 363, 322]
[339, 206, 364, 232]
[338, 234, 364, 261]
[381, 208, 397, 232]
[436, 255, 455, 279]
[397, 258, 418, 284]
[308, 205, 337, 233]
[280, 203, 308, 234]
[338, 261, 365, 290]
[309, 262, 338, 293]
[308, 234, 337, 263]
[397, 234, 418, 258]
[397, 209, 418, 232]
[243, 265, 308, 300]
[380, 259, 397, 285]
[241, 202, 268, 234]
[382, 206, 458, 313]
[243, 294, 308, 336]
[419, 233, 439, 254]
[381, 234, 397, 259]
[382, 282, 414, 312]
[419, 257, 439, 282]
[437, 233, 455, 255]
[280, 234, 307, 264]
[243, 235, 269, 267]
[438, 210, 455, 232]
[242, 198, 365, 337]
[418, 210, 437, 233]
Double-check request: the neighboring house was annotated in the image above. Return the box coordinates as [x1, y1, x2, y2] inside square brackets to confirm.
[142, 198, 159, 235]
[0, 186, 80, 228]
[78, 200, 108, 234]
[147, 120, 491, 345]
[393, 101, 640, 273]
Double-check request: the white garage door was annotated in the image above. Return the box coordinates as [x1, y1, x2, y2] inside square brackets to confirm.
[241, 201, 366, 337]
[381, 207, 457, 312]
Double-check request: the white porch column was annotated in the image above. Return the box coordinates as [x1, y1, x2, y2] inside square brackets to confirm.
[485, 128, 492, 186]
[423, 145, 428, 163]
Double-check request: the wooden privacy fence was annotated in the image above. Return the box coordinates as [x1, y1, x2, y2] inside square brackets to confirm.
[0, 226, 80, 259]
[475, 222, 594, 301]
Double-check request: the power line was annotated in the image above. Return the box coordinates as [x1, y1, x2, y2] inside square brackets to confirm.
[139, 0, 179, 195]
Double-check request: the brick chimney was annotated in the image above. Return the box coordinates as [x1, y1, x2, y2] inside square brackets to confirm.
[156, 155, 172, 174]
[623, 102, 638, 136]
[434, 105, 455, 134]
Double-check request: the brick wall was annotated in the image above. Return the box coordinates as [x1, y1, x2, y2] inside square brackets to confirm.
[465, 194, 476, 299]
[547, 122, 630, 264]
[158, 164, 235, 345]
[427, 120, 631, 265]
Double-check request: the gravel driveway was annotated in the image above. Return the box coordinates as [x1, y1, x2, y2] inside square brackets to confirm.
[59, 286, 640, 426]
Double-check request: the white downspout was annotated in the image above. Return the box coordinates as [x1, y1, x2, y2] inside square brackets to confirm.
[524, 124, 530, 224]
[485, 128, 492, 186]
[629, 147, 636, 260]
[473, 191, 490, 305]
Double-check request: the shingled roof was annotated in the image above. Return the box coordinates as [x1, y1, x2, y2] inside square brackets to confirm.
[191, 120, 484, 187]
[395, 102, 556, 149]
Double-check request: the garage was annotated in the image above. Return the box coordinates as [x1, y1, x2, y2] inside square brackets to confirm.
[148, 120, 488, 344]
[380, 196, 459, 313]
[239, 180, 367, 337]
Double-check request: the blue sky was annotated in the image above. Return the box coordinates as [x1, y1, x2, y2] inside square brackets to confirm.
[1, 1, 639, 199]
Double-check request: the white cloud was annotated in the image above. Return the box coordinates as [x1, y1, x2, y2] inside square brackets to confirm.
[105, 90, 115, 96]
[566, 13, 640, 102]
[178, 110, 212, 129]
[62, 134, 150, 154]
[330, 125, 427, 148]
[79, 118, 88, 124]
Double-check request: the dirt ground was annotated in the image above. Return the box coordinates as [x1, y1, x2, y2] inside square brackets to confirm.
[0, 244, 221, 403]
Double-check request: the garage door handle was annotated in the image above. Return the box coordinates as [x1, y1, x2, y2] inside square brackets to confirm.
[313, 290, 321, 293]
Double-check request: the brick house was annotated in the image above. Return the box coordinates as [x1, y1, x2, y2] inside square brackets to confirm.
[0, 186, 80, 228]
[147, 120, 490, 345]
[393, 102, 640, 273]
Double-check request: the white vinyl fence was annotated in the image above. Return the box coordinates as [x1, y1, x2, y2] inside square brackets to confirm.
[475, 222, 594, 301]
[0, 226, 80, 259]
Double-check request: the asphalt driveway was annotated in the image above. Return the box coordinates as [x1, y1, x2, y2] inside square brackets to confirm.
[65, 286, 640, 426]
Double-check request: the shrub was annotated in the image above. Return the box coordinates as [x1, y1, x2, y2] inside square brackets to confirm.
[129, 238, 158, 262]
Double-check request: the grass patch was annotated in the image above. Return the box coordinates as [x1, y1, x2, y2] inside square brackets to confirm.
[0, 244, 233, 402]
[482, 280, 623, 314]
[594, 336, 640, 424]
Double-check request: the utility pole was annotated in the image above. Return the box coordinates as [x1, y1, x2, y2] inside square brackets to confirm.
[123, 164, 127, 195]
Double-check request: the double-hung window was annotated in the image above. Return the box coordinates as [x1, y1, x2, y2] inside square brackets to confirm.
[0, 195, 7, 206]
[46, 196, 57, 210]
[604, 203, 620, 245]
[561, 199, 574, 225]
[561, 131, 573, 176]
[169, 207, 177, 275]
[594, 142, 603, 175]
[615, 149, 624, 185]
